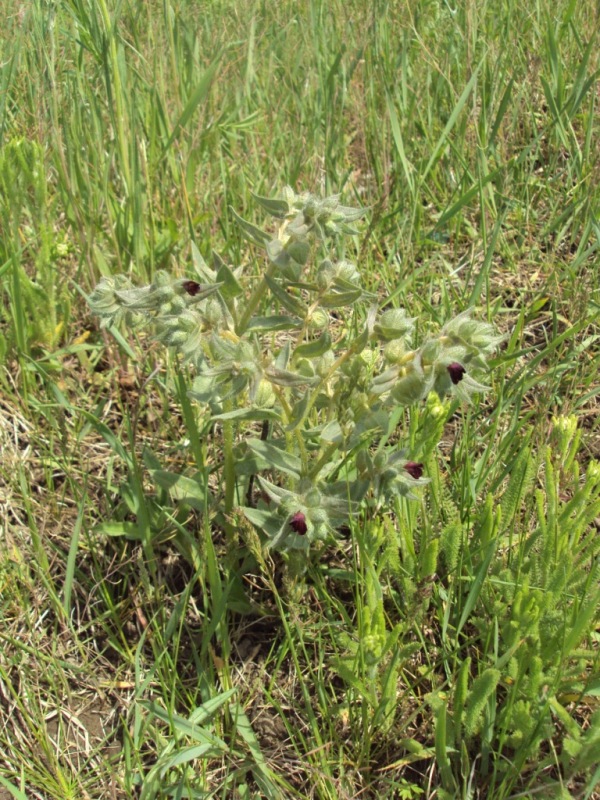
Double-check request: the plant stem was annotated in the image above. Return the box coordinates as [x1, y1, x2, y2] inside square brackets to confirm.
[236, 261, 279, 335]
[273, 385, 309, 471]
[309, 441, 338, 480]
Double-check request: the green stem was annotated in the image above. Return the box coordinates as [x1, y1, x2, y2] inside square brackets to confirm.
[300, 344, 356, 427]
[236, 261, 278, 335]
[273, 386, 309, 472]
[309, 441, 338, 480]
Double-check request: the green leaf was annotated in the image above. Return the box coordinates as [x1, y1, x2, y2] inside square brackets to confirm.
[463, 668, 501, 737]
[320, 286, 363, 308]
[141, 690, 235, 739]
[266, 238, 289, 266]
[0, 777, 28, 800]
[230, 702, 268, 766]
[162, 53, 222, 154]
[250, 191, 290, 217]
[285, 238, 310, 265]
[434, 703, 455, 790]
[456, 536, 498, 637]
[320, 420, 343, 444]
[351, 305, 378, 354]
[564, 588, 600, 653]
[212, 407, 281, 422]
[285, 391, 312, 432]
[97, 521, 143, 539]
[242, 506, 282, 538]
[191, 241, 216, 282]
[264, 366, 319, 388]
[293, 330, 332, 358]
[371, 366, 400, 395]
[216, 262, 243, 299]
[274, 341, 290, 370]
[63, 495, 86, 618]
[421, 60, 482, 183]
[386, 93, 414, 195]
[264, 275, 307, 316]
[246, 438, 302, 477]
[229, 207, 271, 246]
[336, 204, 369, 223]
[245, 315, 302, 333]
[159, 742, 224, 770]
[234, 454, 266, 476]
[150, 471, 207, 509]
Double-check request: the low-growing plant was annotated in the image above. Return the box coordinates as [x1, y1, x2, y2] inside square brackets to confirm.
[88, 186, 503, 563]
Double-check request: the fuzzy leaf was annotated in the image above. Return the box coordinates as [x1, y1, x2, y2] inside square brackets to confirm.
[320, 286, 363, 308]
[246, 315, 302, 333]
[264, 275, 307, 316]
[285, 391, 312, 432]
[150, 471, 207, 509]
[229, 207, 271, 246]
[320, 420, 344, 444]
[246, 439, 302, 477]
[293, 330, 332, 359]
[250, 192, 290, 217]
[191, 241, 216, 282]
[215, 262, 243, 299]
[241, 506, 282, 538]
[285, 238, 310, 265]
[264, 366, 319, 388]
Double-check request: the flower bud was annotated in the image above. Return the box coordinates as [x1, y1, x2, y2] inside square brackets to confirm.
[307, 308, 329, 329]
[254, 380, 276, 408]
[383, 339, 406, 364]
[163, 296, 187, 315]
[375, 308, 416, 341]
[373, 452, 387, 470]
[336, 260, 360, 283]
[317, 260, 336, 289]
[360, 348, 378, 368]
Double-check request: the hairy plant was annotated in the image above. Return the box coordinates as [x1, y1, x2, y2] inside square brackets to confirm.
[88, 187, 502, 558]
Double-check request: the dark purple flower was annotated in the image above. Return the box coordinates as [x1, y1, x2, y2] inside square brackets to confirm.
[447, 362, 466, 385]
[404, 461, 424, 480]
[289, 511, 308, 535]
[182, 280, 202, 296]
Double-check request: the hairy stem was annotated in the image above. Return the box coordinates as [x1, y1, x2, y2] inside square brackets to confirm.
[236, 261, 279, 335]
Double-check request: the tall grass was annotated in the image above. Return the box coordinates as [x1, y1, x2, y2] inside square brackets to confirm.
[1, 0, 599, 798]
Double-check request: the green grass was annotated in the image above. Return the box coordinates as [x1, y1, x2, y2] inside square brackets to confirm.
[1, 0, 599, 797]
